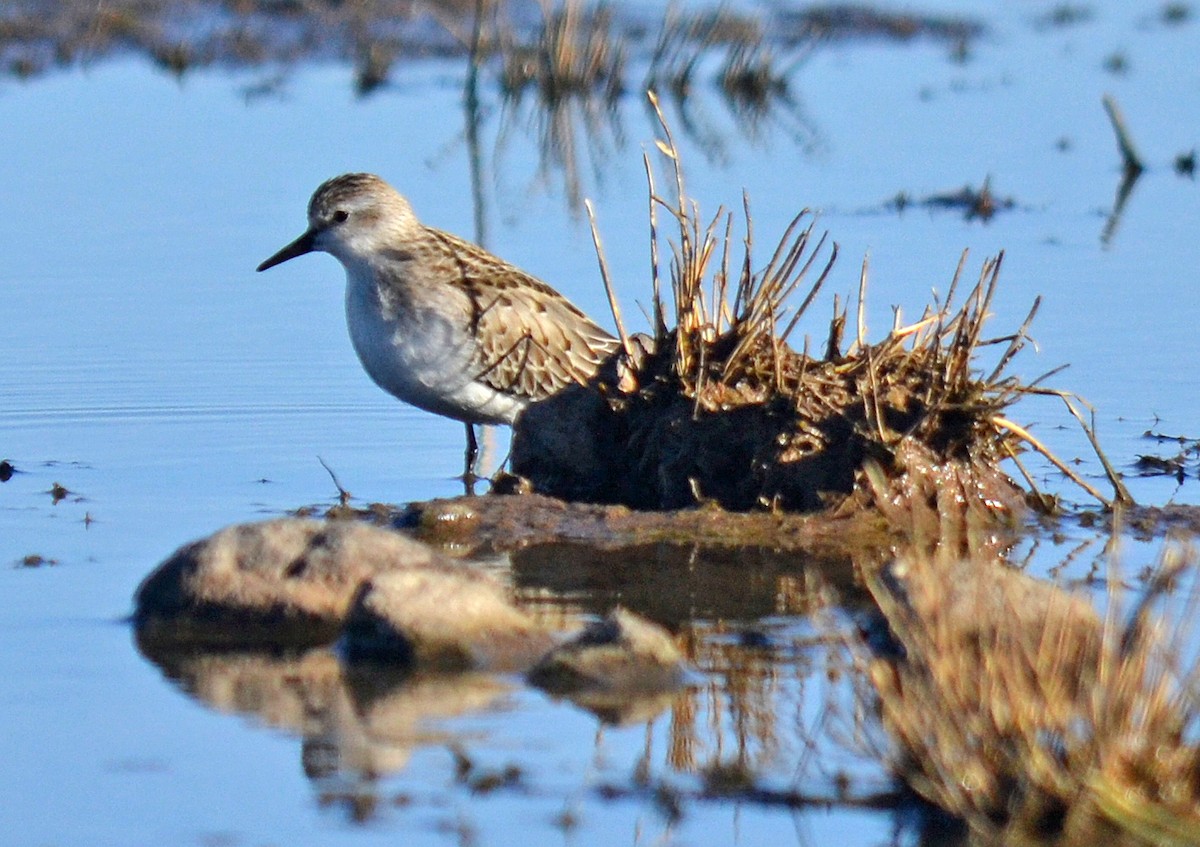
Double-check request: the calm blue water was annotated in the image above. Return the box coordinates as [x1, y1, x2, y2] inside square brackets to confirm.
[2, 2, 1199, 844]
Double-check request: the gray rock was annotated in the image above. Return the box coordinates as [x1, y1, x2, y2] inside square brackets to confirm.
[341, 567, 555, 670]
[528, 607, 687, 694]
[134, 518, 443, 646]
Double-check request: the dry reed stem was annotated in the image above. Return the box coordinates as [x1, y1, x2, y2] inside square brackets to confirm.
[993, 415, 1111, 506]
[646, 89, 843, 397]
[584, 199, 633, 358]
[855, 544, 1200, 844]
[642, 152, 668, 338]
[1103, 94, 1146, 175]
[1001, 438, 1056, 512]
[1042, 388, 1135, 506]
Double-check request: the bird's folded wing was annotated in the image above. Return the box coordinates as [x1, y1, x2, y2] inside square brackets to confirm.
[422, 231, 615, 401]
[469, 289, 619, 401]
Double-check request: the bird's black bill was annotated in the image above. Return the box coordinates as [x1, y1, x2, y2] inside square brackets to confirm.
[256, 229, 317, 272]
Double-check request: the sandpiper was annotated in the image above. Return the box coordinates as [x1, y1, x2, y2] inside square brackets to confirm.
[256, 173, 617, 483]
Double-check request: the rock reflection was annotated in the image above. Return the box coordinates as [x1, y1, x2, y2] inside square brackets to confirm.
[137, 637, 512, 812]
[510, 542, 867, 781]
[135, 535, 875, 821]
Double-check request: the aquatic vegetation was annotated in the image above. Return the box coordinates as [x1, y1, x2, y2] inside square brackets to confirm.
[0, 0, 981, 81]
[1034, 4, 1095, 31]
[854, 544, 1200, 845]
[513, 94, 1126, 517]
[497, 1, 625, 103]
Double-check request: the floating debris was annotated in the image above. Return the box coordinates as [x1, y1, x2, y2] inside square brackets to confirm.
[1134, 429, 1200, 482]
[776, 6, 983, 43]
[1175, 149, 1196, 177]
[1103, 94, 1146, 177]
[1103, 50, 1130, 76]
[1163, 3, 1193, 25]
[1135, 453, 1187, 482]
[886, 176, 1016, 221]
[450, 747, 524, 795]
[1032, 4, 1095, 31]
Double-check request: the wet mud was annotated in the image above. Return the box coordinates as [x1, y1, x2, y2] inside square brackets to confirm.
[363, 487, 1200, 560]
[397, 490, 895, 557]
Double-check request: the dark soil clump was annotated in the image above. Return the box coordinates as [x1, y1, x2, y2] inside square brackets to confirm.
[514, 316, 1029, 516]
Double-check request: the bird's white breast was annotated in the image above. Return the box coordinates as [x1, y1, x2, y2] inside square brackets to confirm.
[342, 262, 526, 425]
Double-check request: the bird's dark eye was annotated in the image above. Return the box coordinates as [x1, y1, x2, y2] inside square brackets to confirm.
[332, 210, 349, 223]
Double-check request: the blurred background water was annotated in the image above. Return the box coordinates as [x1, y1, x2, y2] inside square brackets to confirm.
[1, 1, 1199, 844]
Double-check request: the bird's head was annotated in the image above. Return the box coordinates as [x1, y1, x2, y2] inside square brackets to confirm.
[256, 173, 419, 272]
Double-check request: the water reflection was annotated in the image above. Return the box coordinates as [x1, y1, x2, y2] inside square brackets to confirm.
[137, 638, 517, 819]
[1, 0, 976, 221]
[135, 540, 885, 829]
[133, 527, 1200, 840]
[0, 1, 979, 83]
[507, 541, 866, 626]
[493, 71, 628, 215]
[0, 0, 473, 80]
[485, 2, 830, 213]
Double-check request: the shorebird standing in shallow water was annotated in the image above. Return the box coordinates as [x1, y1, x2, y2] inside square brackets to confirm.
[257, 173, 617, 487]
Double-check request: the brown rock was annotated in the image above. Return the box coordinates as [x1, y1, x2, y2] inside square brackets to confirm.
[134, 518, 442, 647]
[341, 567, 555, 670]
[528, 607, 687, 694]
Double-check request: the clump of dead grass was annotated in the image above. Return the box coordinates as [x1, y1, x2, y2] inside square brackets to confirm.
[855, 543, 1200, 845]
[513, 91, 1125, 517]
[497, 0, 625, 103]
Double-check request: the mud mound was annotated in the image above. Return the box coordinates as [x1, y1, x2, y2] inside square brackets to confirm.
[511, 95, 1126, 519]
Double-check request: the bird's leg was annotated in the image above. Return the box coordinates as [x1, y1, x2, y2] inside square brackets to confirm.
[463, 422, 479, 495]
